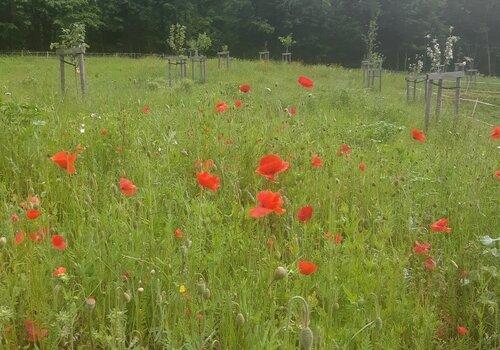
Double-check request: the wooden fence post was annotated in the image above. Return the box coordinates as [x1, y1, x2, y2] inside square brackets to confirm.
[78, 52, 87, 95]
[59, 55, 66, 94]
[406, 78, 410, 102]
[424, 77, 433, 132]
[454, 77, 461, 119]
[435, 79, 443, 120]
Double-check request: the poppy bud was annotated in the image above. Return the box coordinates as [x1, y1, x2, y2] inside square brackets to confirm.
[375, 317, 383, 330]
[124, 291, 132, 303]
[274, 266, 288, 280]
[196, 280, 206, 295]
[202, 288, 211, 300]
[180, 245, 188, 257]
[235, 313, 245, 326]
[299, 327, 313, 350]
[0, 237, 6, 246]
[333, 302, 340, 310]
[85, 297, 96, 309]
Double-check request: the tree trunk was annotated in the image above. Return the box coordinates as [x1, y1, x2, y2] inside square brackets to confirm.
[485, 30, 491, 76]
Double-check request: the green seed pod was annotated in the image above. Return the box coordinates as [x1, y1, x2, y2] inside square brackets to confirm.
[235, 312, 245, 326]
[299, 327, 313, 350]
[274, 266, 288, 280]
[375, 317, 383, 331]
[332, 302, 339, 310]
[202, 288, 211, 300]
[196, 280, 206, 295]
[180, 245, 188, 256]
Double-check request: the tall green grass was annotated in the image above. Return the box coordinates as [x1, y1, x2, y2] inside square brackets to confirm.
[0, 56, 498, 349]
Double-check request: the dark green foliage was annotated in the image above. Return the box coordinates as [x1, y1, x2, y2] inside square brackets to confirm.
[0, 0, 498, 74]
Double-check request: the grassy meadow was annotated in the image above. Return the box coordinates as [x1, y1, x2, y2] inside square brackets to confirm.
[0, 56, 498, 349]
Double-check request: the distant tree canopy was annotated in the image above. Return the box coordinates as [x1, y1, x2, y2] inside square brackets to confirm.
[0, 0, 499, 75]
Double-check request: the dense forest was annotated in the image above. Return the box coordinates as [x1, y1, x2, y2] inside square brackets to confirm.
[1, 0, 499, 74]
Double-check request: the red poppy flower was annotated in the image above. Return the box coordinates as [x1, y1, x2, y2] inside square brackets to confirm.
[239, 84, 251, 93]
[51, 151, 77, 174]
[413, 241, 431, 255]
[24, 320, 48, 342]
[411, 129, 426, 143]
[234, 99, 243, 108]
[249, 190, 285, 218]
[10, 213, 19, 222]
[51, 234, 67, 250]
[430, 218, 452, 233]
[141, 105, 151, 114]
[285, 106, 297, 117]
[491, 126, 500, 140]
[255, 154, 290, 181]
[197, 171, 220, 191]
[333, 233, 343, 244]
[496, 169, 500, 179]
[298, 260, 318, 275]
[53, 266, 67, 277]
[119, 178, 138, 197]
[337, 143, 352, 156]
[358, 162, 366, 172]
[14, 231, 25, 245]
[174, 228, 183, 238]
[424, 256, 436, 271]
[215, 102, 228, 114]
[297, 205, 313, 222]
[311, 155, 323, 168]
[298, 76, 314, 89]
[457, 326, 469, 336]
[26, 209, 41, 220]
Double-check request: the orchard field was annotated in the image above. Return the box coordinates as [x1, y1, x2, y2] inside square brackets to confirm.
[0, 56, 498, 349]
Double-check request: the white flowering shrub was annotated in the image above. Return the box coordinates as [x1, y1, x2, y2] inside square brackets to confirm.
[408, 55, 424, 75]
[426, 27, 459, 72]
[444, 27, 459, 67]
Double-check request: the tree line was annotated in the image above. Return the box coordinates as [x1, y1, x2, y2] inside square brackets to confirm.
[0, 0, 499, 75]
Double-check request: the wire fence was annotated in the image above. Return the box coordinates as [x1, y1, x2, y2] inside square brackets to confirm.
[0, 50, 166, 59]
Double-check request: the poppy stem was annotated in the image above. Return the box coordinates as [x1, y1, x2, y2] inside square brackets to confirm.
[288, 295, 310, 328]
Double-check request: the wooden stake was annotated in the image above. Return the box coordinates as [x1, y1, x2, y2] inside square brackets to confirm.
[435, 79, 443, 120]
[424, 78, 433, 132]
[78, 52, 87, 95]
[406, 78, 410, 102]
[454, 77, 461, 119]
[59, 55, 65, 94]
